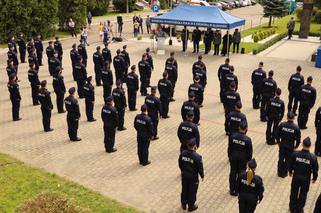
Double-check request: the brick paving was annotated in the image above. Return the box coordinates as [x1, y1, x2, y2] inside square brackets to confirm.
[1, 6, 321, 213]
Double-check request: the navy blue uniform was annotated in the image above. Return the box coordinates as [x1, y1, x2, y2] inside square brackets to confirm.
[38, 88, 53, 131]
[158, 78, 173, 118]
[260, 77, 277, 121]
[226, 110, 247, 135]
[7, 50, 19, 73]
[315, 107, 321, 156]
[34, 38, 43, 65]
[84, 82, 95, 121]
[70, 48, 80, 81]
[28, 52, 39, 70]
[218, 63, 230, 102]
[27, 41, 34, 54]
[134, 113, 154, 164]
[289, 150, 319, 213]
[78, 44, 88, 67]
[236, 171, 264, 213]
[8, 81, 21, 120]
[228, 132, 253, 193]
[288, 73, 304, 114]
[298, 84, 316, 129]
[28, 68, 40, 105]
[120, 50, 130, 76]
[192, 61, 206, 75]
[126, 72, 139, 110]
[222, 72, 238, 92]
[193, 69, 207, 89]
[53, 74, 66, 113]
[102, 47, 112, 63]
[145, 94, 161, 137]
[181, 100, 200, 124]
[223, 90, 241, 115]
[54, 41, 63, 62]
[146, 52, 154, 70]
[93, 51, 104, 86]
[251, 68, 266, 109]
[178, 150, 204, 209]
[177, 121, 200, 152]
[276, 121, 301, 177]
[266, 97, 285, 144]
[65, 95, 81, 140]
[101, 104, 119, 152]
[139, 60, 151, 95]
[17, 36, 26, 63]
[113, 55, 126, 83]
[74, 63, 87, 98]
[112, 87, 127, 129]
[49, 57, 61, 76]
[203, 29, 213, 54]
[165, 63, 177, 97]
[188, 83, 204, 106]
[6, 66, 17, 79]
[101, 68, 113, 100]
[46, 45, 54, 66]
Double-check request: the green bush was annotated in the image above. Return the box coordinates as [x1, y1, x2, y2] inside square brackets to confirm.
[253, 35, 259, 43]
[314, 10, 321, 24]
[0, 0, 58, 42]
[160, 0, 169, 9]
[255, 32, 287, 54]
[87, 0, 110, 16]
[113, 0, 136, 12]
[58, 0, 87, 31]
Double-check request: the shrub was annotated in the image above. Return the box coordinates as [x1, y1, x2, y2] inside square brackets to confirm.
[58, 0, 87, 31]
[253, 49, 258, 55]
[87, 0, 110, 16]
[137, 35, 142, 40]
[253, 35, 259, 43]
[314, 10, 321, 24]
[0, 0, 58, 42]
[113, 0, 137, 12]
[255, 32, 287, 54]
[17, 193, 81, 213]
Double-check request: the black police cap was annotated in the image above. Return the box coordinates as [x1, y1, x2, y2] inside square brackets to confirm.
[303, 137, 311, 147]
[187, 110, 194, 117]
[187, 138, 197, 147]
[276, 88, 282, 96]
[40, 80, 47, 87]
[106, 96, 113, 102]
[96, 46, 101, 50]
[188, 92, 195, 98]
[116, 80, 122, 86]
[248, 159, 257, 169]
[68, 87, 76, 94]
[131, 65, 136, 70]
[236, 101, 242, 109]
[287, 111, 295, 119]
[194, 76, 200, 81]
[308, 76, 313, 82]
[87, 76, 92, 82]
[116, 49, 121, 54]
[229, 81, 236, 88]
[151, 86, 157, 91]
[146, 48, 150, 52]
[240, 120, 248, 130]
[123, 45, 127, 49]
[141, 104, 147, 112]
[297, 65, 302, 72]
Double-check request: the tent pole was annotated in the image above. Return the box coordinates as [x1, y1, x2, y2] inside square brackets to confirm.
[184, 27, 187, 56]
[227, 30, 230, 57]
[169, 26, 172, 45]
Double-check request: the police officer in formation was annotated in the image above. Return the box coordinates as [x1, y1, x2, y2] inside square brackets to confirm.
[52, 67, 66, 113]
[7, 36, 17, 53]
[101, 62, 114, 101]
[158, 72, 173, 119]
[165, 56, 177, 101]
[298, 76, 316, 129]
[203, 28, 213, 54]
[139, 53, 151, 96]
[192, 27, 201, 53]
[192, 55, 206, 75]
[74, 57, 87, 98]
[34, 35, 43, 66]
[27, 38, 34, 55]
[78, 39, 88, 67]
[120, 45, 130, 77]
[276, 111, 301, 178]
[70, 43, 80, 81]
[288, 66, 304, 115]
[134, 104, 154, 166]
[181, 92, 200, 125]
[93, 46, 104, 86]
[223, 81, 241, 121]
[17, 32, 26, 63]
[288, 137, 319, 213]
[101, 96, 119, 153]
[49, 51, 61, 76]
[65, 87, 81, 141]
[112, 80, 127, 131]
[7, 45, 19, 73]
[102, 42, 112, 63]
[8, 75, 21, 121]
[54, 37, 63, 63]
[260, 70, 277, 122]
[222, 65, 238, 92]
[145, 86, 161, 140]
[6, 59, 17, 80]
[83, 76, 96, 122]
[193, 63, 207, 92]
[228, 121, 252, 196]
[113, 49, 126, 83]
[181, 26, 189, 52]
[38, 80, 54, 132]
[146, 48, 154, 71]
[165, 52, 178, 71]
[28, 48, 39, 71]
[236, 159, 264, 213]
[126, 65, 139, 111]
[28, 62, 40, 106]
[315, 107, 321, 156]
[218, 58, 231, 102]
[46, 41, 55, 67]
[251, 62, 266, 109]
[178, 139, 204, 212]
[266, 88, 285, 145]
[177, 111, 200, 153]
[188, 76, 204, 107]
[213, 30, 222, 56]
[225, 101, 247, 136]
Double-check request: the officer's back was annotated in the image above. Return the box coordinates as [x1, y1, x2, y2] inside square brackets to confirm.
[289, 71, 304, 94]
[224, 89, 240, 112]
[277, 120, 301, 150]
[181, 100, 200, 123]
[227, 110, 247, 133]
[101, 102, 118, 128]
[179, 146, 204, 180]
[267, 96, 285, 120]
[38, 87, 53, 110]
[237, 170, 264, 198]
[145, 94, 161, 117]
[112, 86, 126, 109]
[127, 70, 139, 90]
[158, 78, 172, 97]
[134, 112, 153, 137]
[65, 95, 80, 118]
[251, 66, 266, 89]
[84, 81, 95, 101]
[262, 76, 277, 97]
[228, 131, 252, 160]
[300, 82, 316, 106]
[178, 119, 200, 147]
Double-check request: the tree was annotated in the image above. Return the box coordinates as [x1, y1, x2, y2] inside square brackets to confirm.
[261, 0, 288, 27]
[58, 0, 87, 31]
[87, 0, 110, 16]
[299, 0, 314, 38]
[113, 0, 136, 12]
[0, 0, 58, 42]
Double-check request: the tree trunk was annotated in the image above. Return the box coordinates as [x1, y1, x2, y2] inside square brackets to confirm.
[299, 0, 314, 38]
[269, 16, 272, 27]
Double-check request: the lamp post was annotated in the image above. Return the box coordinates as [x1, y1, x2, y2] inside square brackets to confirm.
[299, 0, 314, 38]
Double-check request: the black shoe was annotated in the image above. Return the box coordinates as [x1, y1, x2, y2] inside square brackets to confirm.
[229, 191, 238, 196]
[162, 115, 170, 119]
[33, 103, 40, 106]
[118, 127, 127, 131]
[88, 118, 96, 122]
[278, 174, 287, 178]
[71, 137, 82, 142]
[13, 118, 22, 121]
[106, 148, 117, 153]
[152, 136, 159, 141]
[253, 106, 259, 109]
[129, 108, 137, 111]
[142, 161, 151, 166]
[300, 126, 308, 130]
[188, 205, 198, 212]
[294, 113, 298, 116]
[181, 204, 187, 210]
[260, 118, 267, 122]
[44, 128, 54, 132]
[79, 96, 84, 99]
[267, 141, 276, 145]
[58, 110, 66, 113]
[170, 98, 175, 102]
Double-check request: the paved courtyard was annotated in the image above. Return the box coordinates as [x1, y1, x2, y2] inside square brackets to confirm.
[1, 6, 321, 213]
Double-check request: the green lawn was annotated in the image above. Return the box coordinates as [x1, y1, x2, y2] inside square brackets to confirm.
[0, 153, 141, 213]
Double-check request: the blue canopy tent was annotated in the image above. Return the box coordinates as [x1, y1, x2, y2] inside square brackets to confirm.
[150, 5, 246, 55]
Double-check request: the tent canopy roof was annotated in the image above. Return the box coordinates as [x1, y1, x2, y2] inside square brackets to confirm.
[150, 5, 245, 29]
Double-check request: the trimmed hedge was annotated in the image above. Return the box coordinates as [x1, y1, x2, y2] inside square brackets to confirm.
[253, 32, 288, 55]
[252, 28, 276, 43]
